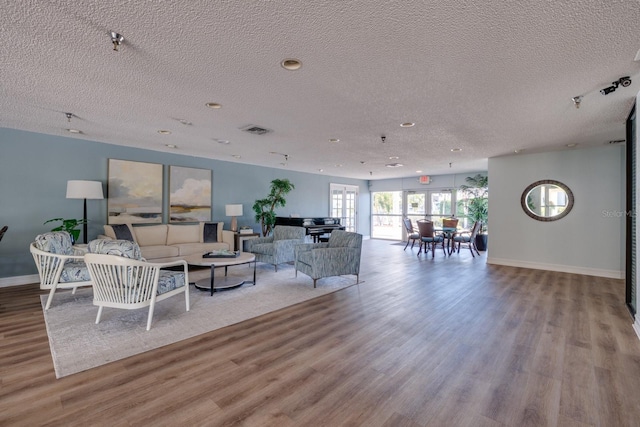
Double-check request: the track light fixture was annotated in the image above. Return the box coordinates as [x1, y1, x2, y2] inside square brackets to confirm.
[600, 76, 632, 95]
[110, 31, 124, 51]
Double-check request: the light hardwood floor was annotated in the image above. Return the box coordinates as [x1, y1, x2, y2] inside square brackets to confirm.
[1, 239, 640, 426]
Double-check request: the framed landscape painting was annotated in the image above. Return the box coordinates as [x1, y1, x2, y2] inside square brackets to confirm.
[108, 159, 163, 224]
[169, 166, 212, 223]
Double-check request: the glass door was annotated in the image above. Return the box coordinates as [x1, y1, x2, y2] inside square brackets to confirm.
[330, 183, 358, 232]
[403, 189, 454, 239]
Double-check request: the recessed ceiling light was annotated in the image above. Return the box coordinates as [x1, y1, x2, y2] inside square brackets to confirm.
[385, 163, 403, 168]
[329, 138, 340, 143]
[451, 148, 462, 152]
[66, 128, 82, 134]
[216, 139, 230, 145]
[514, 149, 525, 153]
[335, 164, 343, 167]
[157, 130, 171, 135]
[205, 102, 222, 109]
[318, 168, 324, 172]
[232, 154, 241, 159]
[416, 170, 422, 173]
[400, 122, 415, 127]
[281, 58, 302, 71]
[177, 119, 192, 126]
[389, 156, 399, 160]
[566, 143, 578, 147]
[165, 144, 178, 149]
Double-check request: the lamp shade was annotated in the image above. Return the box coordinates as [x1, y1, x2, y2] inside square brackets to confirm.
[225, 204, 243, 217]
[66, 180, 104, 200]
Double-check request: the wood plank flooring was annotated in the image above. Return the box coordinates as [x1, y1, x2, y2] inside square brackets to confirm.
[1, 239, 640, 426]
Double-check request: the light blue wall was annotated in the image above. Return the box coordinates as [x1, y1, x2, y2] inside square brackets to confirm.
[488, 145, 625, 277]
[0, 128, 370, 278]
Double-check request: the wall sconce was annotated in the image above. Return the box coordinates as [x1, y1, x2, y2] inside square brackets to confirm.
[225, 204, 243, 232]
[66, 180, 104, 243]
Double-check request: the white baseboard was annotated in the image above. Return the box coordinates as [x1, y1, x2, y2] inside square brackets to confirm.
[0, 274, 39, 288]
[634, 318, 640, 342]
[487, 257, 624, 279]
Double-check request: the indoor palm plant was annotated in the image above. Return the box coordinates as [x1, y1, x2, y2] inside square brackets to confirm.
[459, 174, 488, 250]
[252, 178, 295, 236]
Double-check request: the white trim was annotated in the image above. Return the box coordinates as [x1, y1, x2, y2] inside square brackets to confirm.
[487, 257, 624, 279]
[0, 274, 39, 288]
[634, 318, 640, 342]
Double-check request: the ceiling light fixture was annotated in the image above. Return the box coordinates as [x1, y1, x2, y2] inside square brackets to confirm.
[232, 154, 242, 159]
[66, 128, 81, 134]
[110, 31, 124, 51]
[216, 139, 230, 144]
[389, 156, 399, 160]
[165, 144, 177, 149]
[177, 119, 192, 125]
[329, 138, 340, 143]
[400, 122, 415, 128]
[572, 96, 583, 109]
[157, 130, 171, 135]
[205, 102, 222, 109]
[281, 58, 302, 71]
[65, 112, 73, 122]
[566, 143, 578, 148]
[450, 148, 462, 152]
[385, 163, 403, 168]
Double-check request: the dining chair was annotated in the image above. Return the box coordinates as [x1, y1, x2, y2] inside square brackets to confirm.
[451, 221, 482, 257]
[416, 220, 446, 258]
[441, 217, 459, 254]
[0, 225, 7, 242]
[402, 217, 420, 250]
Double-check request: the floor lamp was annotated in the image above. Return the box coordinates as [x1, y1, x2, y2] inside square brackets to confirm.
[225, 204, 243, 232]
[66, 180, 104, 244]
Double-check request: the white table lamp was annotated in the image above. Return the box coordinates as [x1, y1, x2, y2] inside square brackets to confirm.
[225, 204, 243, 232]
[66, 180, 104, 244]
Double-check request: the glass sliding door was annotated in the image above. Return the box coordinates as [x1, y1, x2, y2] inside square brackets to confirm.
[402, 189, 454, 240]
[330, 183, 358, 232]
[371, 191, 403, 239]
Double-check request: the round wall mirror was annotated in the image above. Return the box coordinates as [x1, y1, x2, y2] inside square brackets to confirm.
[521, 180, 574, 221]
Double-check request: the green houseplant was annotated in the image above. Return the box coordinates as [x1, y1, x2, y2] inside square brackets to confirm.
[252, 179, 295, 237]
[44, 218, 87, 244]
[459, 174, 488, 250]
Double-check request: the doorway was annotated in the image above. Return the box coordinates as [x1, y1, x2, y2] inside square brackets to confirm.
[330, 183, 358, 232]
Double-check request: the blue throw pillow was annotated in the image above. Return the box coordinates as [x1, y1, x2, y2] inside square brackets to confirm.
[203, 223, 218, 243]
[112, 224, 134, 241]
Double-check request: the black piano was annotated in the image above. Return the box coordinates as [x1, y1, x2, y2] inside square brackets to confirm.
[275, 217, 345, 242]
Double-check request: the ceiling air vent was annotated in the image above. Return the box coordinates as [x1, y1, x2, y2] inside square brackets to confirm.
[240, 124, 272, 135]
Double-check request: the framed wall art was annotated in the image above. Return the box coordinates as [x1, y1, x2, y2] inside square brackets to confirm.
[108, 159, 163, 224]
[169, 165, 212, 223]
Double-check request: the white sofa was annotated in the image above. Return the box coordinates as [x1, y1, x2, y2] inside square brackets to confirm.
[102, 222, 234, 262]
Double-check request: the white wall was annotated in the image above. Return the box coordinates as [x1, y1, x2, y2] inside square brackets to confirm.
[488, 145, 625, 278]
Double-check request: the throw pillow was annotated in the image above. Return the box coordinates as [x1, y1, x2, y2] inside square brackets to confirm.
[203, 223, 218, 243]
[112, 224, 134, 241]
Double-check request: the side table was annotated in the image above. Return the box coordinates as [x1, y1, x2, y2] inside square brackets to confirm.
[235, 232, 260, 251]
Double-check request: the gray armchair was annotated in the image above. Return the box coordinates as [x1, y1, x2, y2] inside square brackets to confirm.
[245, 225, 306, 271]
[294, 230, 362, 288]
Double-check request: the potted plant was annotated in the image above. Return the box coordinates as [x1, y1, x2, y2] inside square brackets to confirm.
[459, 174, 488, 251]
[252, 179, 295, 236]
[44, 218, 86, 244]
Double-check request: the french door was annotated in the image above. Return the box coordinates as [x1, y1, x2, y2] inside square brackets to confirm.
[330, 183, 358, 232]
[404, 189, 454, 237]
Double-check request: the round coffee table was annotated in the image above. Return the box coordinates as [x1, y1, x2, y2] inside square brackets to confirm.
[185, 252, 256, 296]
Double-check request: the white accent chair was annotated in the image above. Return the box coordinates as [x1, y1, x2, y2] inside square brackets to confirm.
[30, 231, 91, 310]
[84, 239, 190, 331]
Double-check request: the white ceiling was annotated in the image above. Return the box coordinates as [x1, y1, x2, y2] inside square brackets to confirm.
[2, 1, 639, 180]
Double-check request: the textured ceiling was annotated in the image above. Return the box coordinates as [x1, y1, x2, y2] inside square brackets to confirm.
[2, 1, 639, 180]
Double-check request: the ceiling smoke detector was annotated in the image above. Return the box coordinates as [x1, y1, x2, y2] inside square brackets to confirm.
[240, 124, 271, 135]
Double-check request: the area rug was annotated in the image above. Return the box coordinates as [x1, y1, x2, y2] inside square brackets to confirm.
[41, 264, 358, 378]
